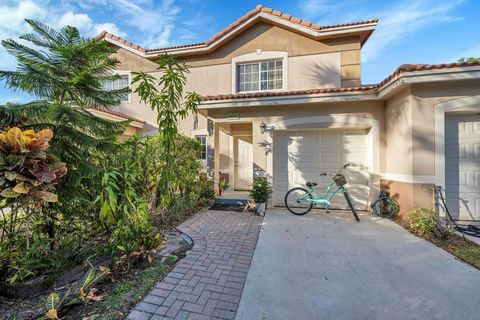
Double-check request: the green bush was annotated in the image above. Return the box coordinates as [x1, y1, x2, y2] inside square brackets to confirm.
[408, 208, 454, 239]
[249, 177, 272, 204]
[408, 208, 437, 235]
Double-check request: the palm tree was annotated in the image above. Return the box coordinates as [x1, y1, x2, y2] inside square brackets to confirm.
[0, 20, 130, 237]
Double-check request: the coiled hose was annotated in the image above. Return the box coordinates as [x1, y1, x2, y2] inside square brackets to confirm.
[371, 190, 399, 218]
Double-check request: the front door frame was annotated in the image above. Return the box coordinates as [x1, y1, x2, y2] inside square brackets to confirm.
[233, 135, 253, 191]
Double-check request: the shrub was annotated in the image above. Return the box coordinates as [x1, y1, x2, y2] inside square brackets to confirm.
[408, 208, 454, 239]
[249, 177, 272, 204]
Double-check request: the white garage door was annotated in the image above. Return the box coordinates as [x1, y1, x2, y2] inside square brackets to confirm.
[445, 115, 480, 221]
[273, 129, 371, 210]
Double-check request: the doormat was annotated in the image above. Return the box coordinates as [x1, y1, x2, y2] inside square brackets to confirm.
[209, 203, 249, 212]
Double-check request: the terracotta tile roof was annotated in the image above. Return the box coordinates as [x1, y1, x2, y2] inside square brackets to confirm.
[202, 61, 480, 102]
[98, 4, 378, 54]
[91, 108, 144, 123]
[202, 85, 379, 101]
[378, 61, 480, 87]
[97, 31, 146, 54]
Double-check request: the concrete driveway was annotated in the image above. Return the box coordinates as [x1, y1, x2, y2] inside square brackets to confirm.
[236, 209, 480, 320]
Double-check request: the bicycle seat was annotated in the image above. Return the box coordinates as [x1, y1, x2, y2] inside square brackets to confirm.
[306, 182, 317, 188]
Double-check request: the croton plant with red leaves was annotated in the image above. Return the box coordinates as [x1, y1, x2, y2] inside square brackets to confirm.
[0, 127, 67, 207]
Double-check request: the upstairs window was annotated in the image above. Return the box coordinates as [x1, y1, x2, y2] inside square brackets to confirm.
[102, 74, 129, 102]
[237, 60, 283, 93]
[196, 135, 207, 160]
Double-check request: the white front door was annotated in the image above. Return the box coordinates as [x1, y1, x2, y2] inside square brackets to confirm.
[235, 136, 253, 190]
[445, 115, 480, 221]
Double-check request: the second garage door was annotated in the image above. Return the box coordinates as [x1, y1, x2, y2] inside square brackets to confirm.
[273, 129, 371, 210]
[445, 115, 480, 221]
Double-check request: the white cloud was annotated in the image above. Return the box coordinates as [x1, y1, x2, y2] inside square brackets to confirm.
[59, 11, 93, 33]
[0, 0, 48, 69]
[110, 0, 180, 48]
[58, 11, 127, 38]
[93, 23, 127, 38]
[362, 0, 465, 62]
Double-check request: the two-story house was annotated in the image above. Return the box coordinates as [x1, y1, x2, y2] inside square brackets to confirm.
[95, 5, 480, 221]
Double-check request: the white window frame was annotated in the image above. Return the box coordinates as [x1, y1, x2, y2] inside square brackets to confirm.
[195, 135, 208, 161]
[104, 70, 132, 104]
[231, 51, 288, 94]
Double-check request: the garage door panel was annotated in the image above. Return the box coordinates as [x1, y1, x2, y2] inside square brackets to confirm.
[321, 152, 341, 164]
[320, 131, 341, 145]
[274, 129, 370, 210]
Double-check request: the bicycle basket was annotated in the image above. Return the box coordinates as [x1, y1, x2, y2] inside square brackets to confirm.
[333, 174, 347, 186]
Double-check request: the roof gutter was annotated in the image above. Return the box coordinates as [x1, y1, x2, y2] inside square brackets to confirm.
[199, 91, 378, 109]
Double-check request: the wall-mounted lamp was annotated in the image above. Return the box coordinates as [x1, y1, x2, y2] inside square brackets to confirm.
[260, 121, 275, 134]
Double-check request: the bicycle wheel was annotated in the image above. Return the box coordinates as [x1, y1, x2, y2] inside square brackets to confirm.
[284, 187, 313, 215]
[344, 191, 360, 222]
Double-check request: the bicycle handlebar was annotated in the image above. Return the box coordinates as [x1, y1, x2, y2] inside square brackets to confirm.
[319, 163, 351, 177]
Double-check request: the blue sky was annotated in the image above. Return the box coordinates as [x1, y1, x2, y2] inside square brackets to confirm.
[1, 0, 479, 103]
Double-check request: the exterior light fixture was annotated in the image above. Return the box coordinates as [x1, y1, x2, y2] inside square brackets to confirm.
[260, 121, 275, 134]
[260, 121, 267, 134]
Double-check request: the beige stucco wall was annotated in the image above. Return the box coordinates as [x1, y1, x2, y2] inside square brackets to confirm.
[288, 53, 341, 90]
[410, 79, 480, 175]
[385, 86, 413, 175]
[381, 180, 435, 221]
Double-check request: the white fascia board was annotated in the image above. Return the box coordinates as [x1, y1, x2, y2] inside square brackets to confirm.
[103, 37, 147, 58]
[199, 92, 378, 109]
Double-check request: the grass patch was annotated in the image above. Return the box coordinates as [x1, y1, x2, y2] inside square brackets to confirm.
[431, 235, 480, 270]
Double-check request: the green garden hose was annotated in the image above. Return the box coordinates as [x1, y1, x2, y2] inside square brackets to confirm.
[371, 190, 399, 218]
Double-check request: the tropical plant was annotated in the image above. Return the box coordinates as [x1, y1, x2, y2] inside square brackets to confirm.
[0, 127, 66, 251]
[0, 127, 66, 207]
[0, 19, 129, 205]
[132, 54, 202, 205]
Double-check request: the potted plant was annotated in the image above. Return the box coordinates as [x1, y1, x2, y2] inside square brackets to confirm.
[218, 179, 227, 196]
[249, 177, 272, 216]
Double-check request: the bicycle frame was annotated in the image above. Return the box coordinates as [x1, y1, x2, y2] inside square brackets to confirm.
[296, 181, 346, 208]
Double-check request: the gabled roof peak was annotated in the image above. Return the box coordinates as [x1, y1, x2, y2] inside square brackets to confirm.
[98, 5, 378, 57]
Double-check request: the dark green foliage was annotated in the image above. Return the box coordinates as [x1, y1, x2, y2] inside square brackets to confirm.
[249, 177, 272, 204]
[0, 19, 129, 205]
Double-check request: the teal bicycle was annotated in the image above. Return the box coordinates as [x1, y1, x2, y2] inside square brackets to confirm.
[284, 163, 360, 222]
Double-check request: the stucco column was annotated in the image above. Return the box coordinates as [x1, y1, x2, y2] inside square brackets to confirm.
[213, 123, 220, 194]
[252, 118, 268, 178]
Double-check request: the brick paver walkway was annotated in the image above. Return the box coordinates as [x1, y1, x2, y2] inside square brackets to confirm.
[127, 210, 263, 320]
